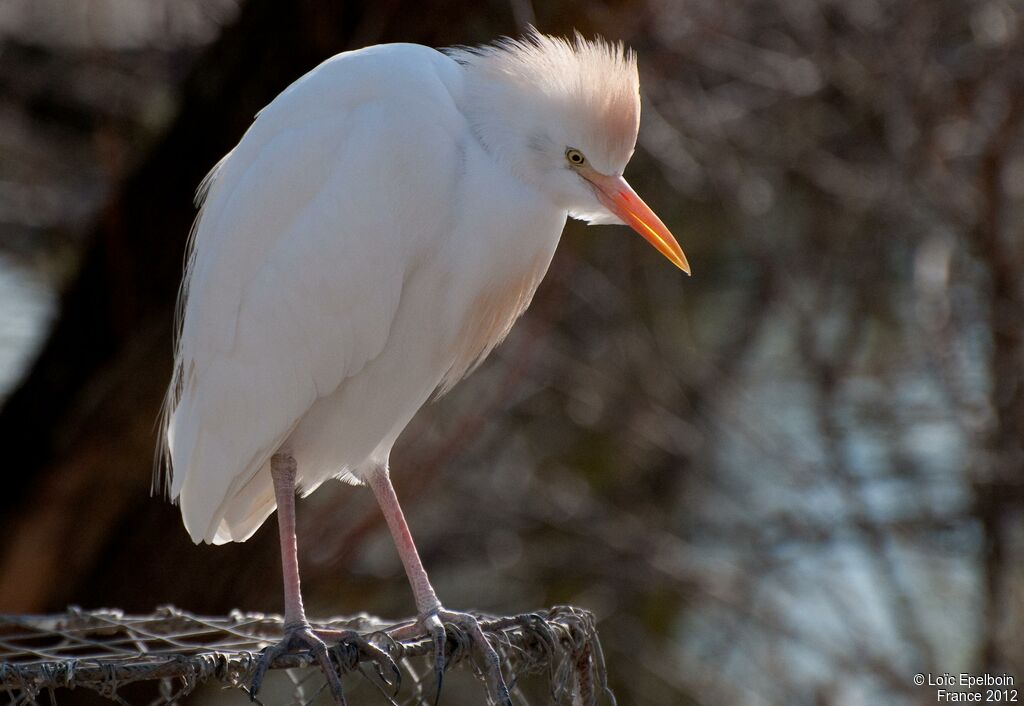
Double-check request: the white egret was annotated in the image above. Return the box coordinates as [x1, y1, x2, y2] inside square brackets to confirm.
[160, 29, 688, 704]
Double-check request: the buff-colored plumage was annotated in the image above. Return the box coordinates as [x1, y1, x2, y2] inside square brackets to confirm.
[448, 31, 640, 179]
[160, 30, 674, 546]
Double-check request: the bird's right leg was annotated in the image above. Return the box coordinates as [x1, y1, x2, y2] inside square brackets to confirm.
[249, 452, 348, 705]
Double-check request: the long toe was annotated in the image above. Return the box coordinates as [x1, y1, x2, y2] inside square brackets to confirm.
[249, 624, 348, 706]
[250, 640, 287, 701]
[425, 608, 512, 706]
[314, 627, 402, 693]
[419, 611, 447, 705]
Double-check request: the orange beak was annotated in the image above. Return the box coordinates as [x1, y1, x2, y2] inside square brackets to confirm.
[584, 172, 690, 274]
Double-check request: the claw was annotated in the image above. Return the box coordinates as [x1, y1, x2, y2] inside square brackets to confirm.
[420, 608, 512, 706]
[249, 624, 347, 706]
[369, 643, 403, 694]
[249, 642, 278, 701]
[421, 611, 447, 705]
[315, 627, 402, 693]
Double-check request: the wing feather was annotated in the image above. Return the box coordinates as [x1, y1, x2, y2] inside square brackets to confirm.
[162, 45, 465, 543]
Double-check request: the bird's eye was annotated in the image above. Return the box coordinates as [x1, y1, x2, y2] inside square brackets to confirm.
[565, 148, 586, 166]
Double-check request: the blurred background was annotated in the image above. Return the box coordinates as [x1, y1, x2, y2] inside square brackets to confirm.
[1, 0, 1022, 704]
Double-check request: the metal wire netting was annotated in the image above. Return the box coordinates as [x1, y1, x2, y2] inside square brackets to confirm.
[0, 605, 612, 705]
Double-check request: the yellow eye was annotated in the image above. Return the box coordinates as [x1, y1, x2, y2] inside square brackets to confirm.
[566, 148, 586, 166]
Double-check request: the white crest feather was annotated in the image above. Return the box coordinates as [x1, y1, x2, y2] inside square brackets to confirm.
[447, 28, 640, 174]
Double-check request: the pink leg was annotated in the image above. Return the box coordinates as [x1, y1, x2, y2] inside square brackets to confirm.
[271, 452, 308, 628]
[367, 466, 511, 706]
[367, 467, 441, 615]
[249, 453, 348, 704]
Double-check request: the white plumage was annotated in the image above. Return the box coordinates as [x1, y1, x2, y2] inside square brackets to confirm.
[160, 30, 688, 702]
[164, 42, 562, 543]
[162, 34, 687, 545]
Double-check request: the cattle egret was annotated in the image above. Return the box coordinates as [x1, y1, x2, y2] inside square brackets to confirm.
[160, 29, 688, 704]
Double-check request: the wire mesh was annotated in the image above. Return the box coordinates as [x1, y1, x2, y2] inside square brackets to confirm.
[0, 605, 612, 705]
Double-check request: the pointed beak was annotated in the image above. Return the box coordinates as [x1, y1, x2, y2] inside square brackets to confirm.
[584, 172, 691, 274]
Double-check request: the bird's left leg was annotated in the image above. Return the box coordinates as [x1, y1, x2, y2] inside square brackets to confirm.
[250, 452, 348, 705]
[367, 466, 512, 706]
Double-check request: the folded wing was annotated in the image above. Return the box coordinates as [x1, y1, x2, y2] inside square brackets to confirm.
[162, 46, 465, 543]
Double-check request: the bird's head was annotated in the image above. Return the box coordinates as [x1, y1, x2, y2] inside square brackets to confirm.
[450, 29, 689, 273]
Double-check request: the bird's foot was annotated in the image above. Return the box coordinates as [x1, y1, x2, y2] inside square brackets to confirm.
[421, 607, 512, 706]
[250, 622, 347, 705]
[313, 627, 402, 692]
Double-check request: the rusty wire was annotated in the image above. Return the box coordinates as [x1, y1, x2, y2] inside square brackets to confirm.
[0, 605, 613, 705]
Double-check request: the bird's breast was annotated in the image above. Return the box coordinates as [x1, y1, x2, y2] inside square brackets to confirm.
[436, 248, 553, 395]
[428, 129, 567, 396]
